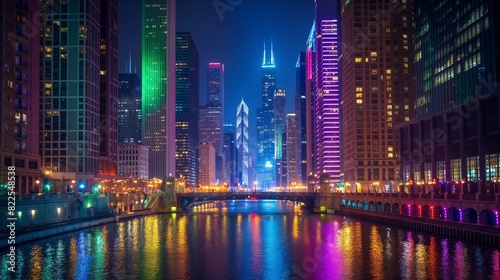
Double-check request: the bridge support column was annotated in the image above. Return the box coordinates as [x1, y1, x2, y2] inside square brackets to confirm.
[157, 176, 180, 213]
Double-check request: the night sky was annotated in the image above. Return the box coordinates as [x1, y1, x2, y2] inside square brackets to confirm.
[118, 0, 314, 139]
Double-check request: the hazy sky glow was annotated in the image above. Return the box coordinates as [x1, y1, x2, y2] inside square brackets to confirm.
[118, 0, 314, 145]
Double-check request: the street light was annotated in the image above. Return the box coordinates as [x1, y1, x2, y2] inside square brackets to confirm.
[35, 180, 40, 193]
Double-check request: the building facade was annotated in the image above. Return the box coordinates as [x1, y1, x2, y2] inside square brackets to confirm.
[305, 24, 317, 179]
[286, 113, 299, 187]
[314, 0, 341, 181]
[118, 73, 142, 145]
[0, 0, 41, 193]
[175, 32, 199, 187]
[142, 0, 176, 179]
[295, 51, 307, 184]
[274, 89, 286, 187]
[399, 0, 500, 195]
[199, 141, 216, 186]
[98, 0, 119, 178]
[341, 0, 415, 192]
[39, 0, 103, 190]
[256, 40, 277, 189]
[236, 100, 250, 187]
[118, 145, 149, 179]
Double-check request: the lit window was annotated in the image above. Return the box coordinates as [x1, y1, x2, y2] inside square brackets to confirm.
[405, 117, 410, 121]
[388, 153, 394, 158]
[370, 52, 377, 57]
[356, 99, 363, 104]
[355, 57, 362, 62]
[356, 87, 363, 92]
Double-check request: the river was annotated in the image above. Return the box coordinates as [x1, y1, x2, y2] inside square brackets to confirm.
[1, 200, 499, 279]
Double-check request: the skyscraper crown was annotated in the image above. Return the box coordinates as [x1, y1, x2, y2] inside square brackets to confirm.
[262, 37, 276, 68]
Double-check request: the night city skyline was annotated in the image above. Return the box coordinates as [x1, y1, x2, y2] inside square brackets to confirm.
[118, 0, 314, 123]
[1, 0, 500, 279]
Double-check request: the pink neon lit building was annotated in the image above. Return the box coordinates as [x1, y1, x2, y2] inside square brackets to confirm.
[315, 18, 341, 181]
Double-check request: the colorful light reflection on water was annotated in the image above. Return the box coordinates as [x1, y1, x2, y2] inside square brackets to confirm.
[1, 200, 499, 279]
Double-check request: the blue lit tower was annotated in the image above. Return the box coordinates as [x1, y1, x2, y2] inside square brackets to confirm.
[256, 38, 277, 189]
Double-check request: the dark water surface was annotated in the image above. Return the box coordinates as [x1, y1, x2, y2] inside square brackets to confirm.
[1, 200, 499, 279]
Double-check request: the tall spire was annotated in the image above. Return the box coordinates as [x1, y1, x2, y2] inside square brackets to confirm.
[270, 36, 275, 66]
[262, 37, 266, 66]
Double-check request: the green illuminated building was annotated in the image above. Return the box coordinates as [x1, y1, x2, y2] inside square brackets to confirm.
[142, 0, 176, 179]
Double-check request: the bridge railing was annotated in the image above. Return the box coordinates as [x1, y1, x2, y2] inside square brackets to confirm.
[176, 191, 317, 197]
[336, 191, 500, 202]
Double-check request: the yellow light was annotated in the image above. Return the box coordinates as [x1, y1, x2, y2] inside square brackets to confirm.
[171, 206, 177, 211]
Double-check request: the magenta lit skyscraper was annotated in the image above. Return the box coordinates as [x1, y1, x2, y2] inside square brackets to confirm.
[314, 0, 341, 181]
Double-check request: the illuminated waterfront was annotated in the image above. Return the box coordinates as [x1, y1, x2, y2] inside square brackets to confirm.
[1, 200, 499, 279]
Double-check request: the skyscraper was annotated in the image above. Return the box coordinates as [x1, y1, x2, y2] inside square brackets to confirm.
[99, 0, 119, 177]
[199, 141, 216, 186]
[175, 32, 199, 187]
[39, 0, 104, 189]
[198, 62, 225, 184]
[0, 0, 41, 193]
[341, 0, 415, 193]
[296, 52, 307, 184]
[118, 73, 142, 144]
[256, 39, 277, 189]
[274, 89, 286, 187]
[305, 24, 317, 179]
[399, 0, 500, 195]
[142, 0, 176, 179]
[236, 100, 249, 187]
[286, 114, 299, 187]
[314, 0, 341, 181]
[223, 124, 236, 187]
[208, 62, 224, 107]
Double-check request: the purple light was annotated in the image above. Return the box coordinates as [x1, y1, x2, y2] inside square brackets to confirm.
[315, 19, 341, 179]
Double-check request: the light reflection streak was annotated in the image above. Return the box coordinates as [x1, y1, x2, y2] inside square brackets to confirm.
[142, 215, 160, 279]
[441, 239, 450, 279]
[428, 237, 438, 280]
[415, 235, 428, 280]
[453, 242, 469, 279]
[369, 226, 384, 280]
[29, 245, 43, 280]
[399, 231, 415, 279]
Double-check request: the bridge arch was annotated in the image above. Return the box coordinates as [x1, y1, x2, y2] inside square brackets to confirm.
[376, 202, 383, 212]
[422, 205, 431, 218]
[357, 200, 363, 209]
[479, 209, 497, 227]
[369, 201, 376, 211]
[401, 204, 410, 215]
[346, 200, 351, 207]
[463, 208, 478, 224]
[411, 204, 419, 217]
[447, 207, 461, 222]
[384, 203, 391, 212]
[435, 206, 445, 219]
[392, 203, 400, 214]
[342, 199, 346, 206]
[363, 201, 369, 210]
